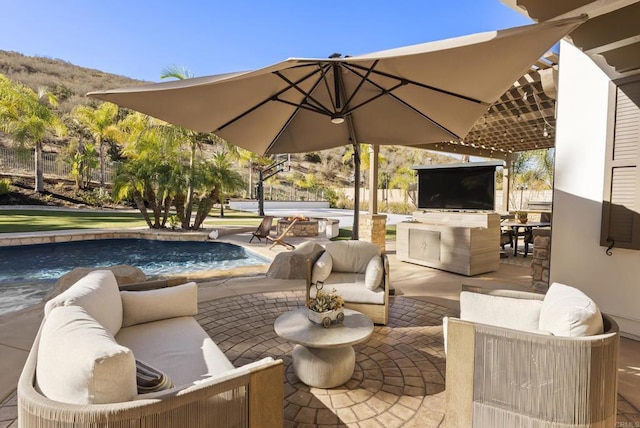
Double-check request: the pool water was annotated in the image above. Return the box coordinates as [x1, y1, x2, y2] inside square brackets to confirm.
[0, 239, 270, 315]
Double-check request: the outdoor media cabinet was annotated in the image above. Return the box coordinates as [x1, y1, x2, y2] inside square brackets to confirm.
[396, 211, 500, 276]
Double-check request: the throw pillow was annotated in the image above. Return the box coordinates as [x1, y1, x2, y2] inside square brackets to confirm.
[136, 359, 174, 394]
[120, 282, 198, 327]
[311, 251, 333, 284]
[45, 270, 123, 336]
[539, 282, 604, 337]
[364, 256, 384, 291]
[36, 306, 137, 404]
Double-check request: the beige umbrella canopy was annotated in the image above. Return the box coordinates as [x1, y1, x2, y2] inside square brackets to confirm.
[88, 16, 583, 237]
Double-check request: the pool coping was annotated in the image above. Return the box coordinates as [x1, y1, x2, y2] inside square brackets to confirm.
[0, 227, 245, 247]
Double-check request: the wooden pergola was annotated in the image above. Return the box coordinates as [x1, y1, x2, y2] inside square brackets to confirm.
[426, 51, 560, 160]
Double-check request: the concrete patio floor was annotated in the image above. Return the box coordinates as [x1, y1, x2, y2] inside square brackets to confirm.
[0, 229, 638, 426]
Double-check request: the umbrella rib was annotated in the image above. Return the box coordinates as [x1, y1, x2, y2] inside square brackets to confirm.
[274, 98, 332, 116]
[273, 69, 334, 116]
[216, 66, 327, 132]
[343, 64, 464, 139]
[346, 62, 487, 105]
[341, 60, 379, 111]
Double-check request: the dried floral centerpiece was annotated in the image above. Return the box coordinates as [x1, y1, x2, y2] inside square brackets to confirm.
[307, 284, 345, 328]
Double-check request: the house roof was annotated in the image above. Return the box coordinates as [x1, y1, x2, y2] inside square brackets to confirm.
[501, 0, 640, 81]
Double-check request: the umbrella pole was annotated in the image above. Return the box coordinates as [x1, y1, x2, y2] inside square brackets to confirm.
[352, 142, 360, 240]
[347, 123, 360, 240]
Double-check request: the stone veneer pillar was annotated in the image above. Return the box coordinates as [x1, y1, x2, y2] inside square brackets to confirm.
[531, 229, 551, 292]
[359, 214, 387, 253]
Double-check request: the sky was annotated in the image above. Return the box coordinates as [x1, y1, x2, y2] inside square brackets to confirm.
[1, 0, 532, 83]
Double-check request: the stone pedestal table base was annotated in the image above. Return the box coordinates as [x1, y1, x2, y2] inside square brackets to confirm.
[292, 344, 355, 388]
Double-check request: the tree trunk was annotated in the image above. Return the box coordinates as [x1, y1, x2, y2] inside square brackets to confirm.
[161, 196, 172, 228]
[132, 192, 153, 228]
[173, 193, 188, 229]
[184, 143, 196, 229]
[34, 141, 44, 192]
[98, 138, 105, 191]
[193, 189, 218, 229]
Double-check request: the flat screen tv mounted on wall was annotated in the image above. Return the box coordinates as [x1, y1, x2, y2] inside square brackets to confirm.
[413, 161, 502, 211]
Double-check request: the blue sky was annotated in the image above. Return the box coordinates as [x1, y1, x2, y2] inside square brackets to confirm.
[2, 1, 532, 82]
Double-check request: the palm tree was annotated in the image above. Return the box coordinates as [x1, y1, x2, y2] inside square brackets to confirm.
[115, 116, 184, 228]
[0, 74, 66, 192]
[191, 151, 246, 227]
[160, 66, 234, 227]
[389, 166, 417, 205]
[70, 102, 122, 191]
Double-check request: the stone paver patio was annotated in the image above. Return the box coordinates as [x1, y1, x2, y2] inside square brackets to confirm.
[197, 290, 452, 427]
[195, 290, 640, 428]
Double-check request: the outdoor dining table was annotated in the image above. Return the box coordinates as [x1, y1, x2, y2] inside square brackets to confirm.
[502, 220, 552, 257]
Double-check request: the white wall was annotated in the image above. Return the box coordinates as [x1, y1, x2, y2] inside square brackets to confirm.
[552, 41, 640, 339]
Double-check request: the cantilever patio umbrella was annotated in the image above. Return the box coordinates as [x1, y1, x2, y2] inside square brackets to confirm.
[88, 17, 584, 238]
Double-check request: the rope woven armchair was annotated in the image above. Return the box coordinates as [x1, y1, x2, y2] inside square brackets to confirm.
[445, 284, 620, 428]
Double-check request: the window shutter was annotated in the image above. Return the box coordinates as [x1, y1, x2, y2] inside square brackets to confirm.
[601, 79, 640, 249]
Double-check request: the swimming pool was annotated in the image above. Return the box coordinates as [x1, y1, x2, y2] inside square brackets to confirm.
[0, 239, 270, 315]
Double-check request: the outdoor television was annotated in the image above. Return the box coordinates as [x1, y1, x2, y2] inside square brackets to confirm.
[413, 162, 501, 211]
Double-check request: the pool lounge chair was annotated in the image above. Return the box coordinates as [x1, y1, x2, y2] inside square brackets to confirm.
[249, 216, 274, 243]
[266, 219, 298, 250]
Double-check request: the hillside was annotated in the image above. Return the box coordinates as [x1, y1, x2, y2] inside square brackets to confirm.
[0, 50, 146, 113]
[0, 50, 460, 209]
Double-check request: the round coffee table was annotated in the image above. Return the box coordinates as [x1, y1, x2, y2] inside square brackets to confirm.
[274, 308, 374, 388]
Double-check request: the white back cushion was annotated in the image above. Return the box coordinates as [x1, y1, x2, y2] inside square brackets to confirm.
[45, 270, 123, 336]
[325, 241, 381, 273]
[539, 282, 604, 337]
[460, 291, 542, 332]
[120, 282, 198, 327]
[37, 306, 137, 404]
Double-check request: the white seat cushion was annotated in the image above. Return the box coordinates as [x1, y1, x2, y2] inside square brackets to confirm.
[120, 282, 198, 327]
[45, 270, 123, 336]
[311, 273, 385, 304]
[539, 282, 604, 337]
[116, 316, 234, 387]
[36, 306, 137, 404]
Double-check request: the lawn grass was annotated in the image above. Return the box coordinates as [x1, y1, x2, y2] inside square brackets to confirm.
[0, 207, 397, 238]
[0, 208, 263, 234]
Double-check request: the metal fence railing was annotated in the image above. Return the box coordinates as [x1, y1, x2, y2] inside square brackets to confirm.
[0, 146, 117, 183]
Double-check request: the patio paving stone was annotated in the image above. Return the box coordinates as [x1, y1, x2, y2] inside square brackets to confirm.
[194, 289, 640, 427]
[199, 290, 451, 426]
[2, 287, 638, 427]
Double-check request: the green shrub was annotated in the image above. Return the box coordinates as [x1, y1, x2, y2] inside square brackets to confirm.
[81, 189, 112, 207]
[0, 179, 12, 195]
[379, 201, 415, 214]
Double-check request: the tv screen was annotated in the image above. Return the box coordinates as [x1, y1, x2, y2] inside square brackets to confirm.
[417, 165, 496, 210]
